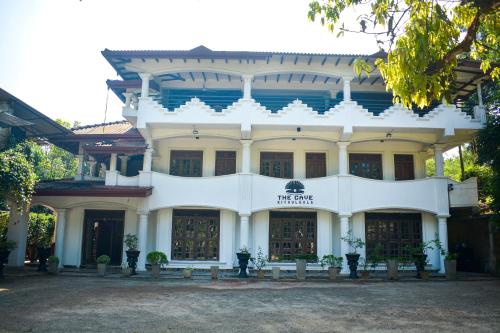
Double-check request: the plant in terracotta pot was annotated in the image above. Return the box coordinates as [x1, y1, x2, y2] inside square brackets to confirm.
[183, 266, 194, 278]
[320, 254, 343, 281]
[236, 246, 251, 278]
[47, 255, 59, 275]
[124, 234, 140, 275]
[251, 247, 268, 279]
[341, 230, 365, 279]
[0, 239, 16, 278]
[359, 257, 370, 279]
[96, 255, 111, 276]
[405, 240, 437, 279]
[146, 251, 168, 278]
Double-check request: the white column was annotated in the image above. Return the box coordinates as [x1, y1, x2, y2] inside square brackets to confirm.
[156, 208, 172, 260]
[337, 142, 350, 175]
[242, 74, 253, 100]
[75, 154, 84, 180]
[88, 160, 96, 177]
[434, 144, 445, 177]
[132, 94, 139, 109]
[139, 73, 152, 98]
[109, 153, 118, 171]
[239, 214, 250, 250]
[6, 203, 28, 267]
[477, 83, 483, 107]
[137, 211, 149, 271]
[124, 92, 133, 108]
[240, 140, 253, 173]
[343, 77, 352, 102]
[339, 215, 350, 274]
[54, 209, 66, 267]
[119, 156, 129, 175]
[438, 216, 448, 274]
[142, 147, 153, 172]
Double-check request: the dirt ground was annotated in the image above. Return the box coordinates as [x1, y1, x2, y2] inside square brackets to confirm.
[0, 275, 499, 333]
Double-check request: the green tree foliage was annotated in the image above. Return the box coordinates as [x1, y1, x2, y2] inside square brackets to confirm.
[27, 212, 55, 248]
[0, 148, 37, 208]
[308, 0, 499, 108]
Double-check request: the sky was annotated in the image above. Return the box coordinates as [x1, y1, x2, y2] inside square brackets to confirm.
[0, 0, 379, 126]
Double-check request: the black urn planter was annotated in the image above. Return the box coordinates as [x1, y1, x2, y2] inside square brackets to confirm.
[412, 253, 427, 279]
[345, 253, 360, 279]
[37, 247, 51, 272]
[126, 250, 140, 275]
[236, 252, 251, 278]
[0, 250, 10, 278]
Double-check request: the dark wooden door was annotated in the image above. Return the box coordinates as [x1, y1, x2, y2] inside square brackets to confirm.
[215, 151, 236, 176]
[394, 154, 415, 180]
[82, 210, 124, 266]
[306, 152, 326, 178]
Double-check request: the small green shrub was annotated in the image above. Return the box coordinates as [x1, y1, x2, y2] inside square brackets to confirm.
[48, 255, 59, 265]
[0, 239, 16, 251]
[146, 251, 168, 265]
[124, 234, 138, 251]
[320, 254, 343, 268]
[96, 255, 111, 265]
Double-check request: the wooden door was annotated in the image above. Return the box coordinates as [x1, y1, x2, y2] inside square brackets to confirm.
[394, 154, 415, 180]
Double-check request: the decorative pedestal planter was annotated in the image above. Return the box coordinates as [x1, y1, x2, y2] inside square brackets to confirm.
[126, 250, 140, 275]
[211, 266, 219, 279]
[256, 270, 265, 279]
[272, 267, 280, 280]
[296, 259, 306, 280]
[328, 267, 341, 281]
[445, 259, 457, 280]
[386, 259, 398, 280]
[97, 263, 107, 276]
[0, 250, 10, 278]
[412, 254, 427, 279]
[345, 253, 360, 279]
[37, 247, 51, 272]
[236, 253, 251, 278]
[151, 264, 161, 278]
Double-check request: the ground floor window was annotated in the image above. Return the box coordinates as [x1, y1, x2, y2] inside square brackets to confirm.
[171, 209, 220, 260]
[365, 213, 422, 259]
[269, 211, 317, 261]
[82, 210, 124, 266]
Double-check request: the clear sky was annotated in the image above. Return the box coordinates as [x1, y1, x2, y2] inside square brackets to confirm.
[0, 0, 379, 126]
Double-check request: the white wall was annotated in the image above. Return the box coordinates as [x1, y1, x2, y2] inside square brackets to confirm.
[317, 210, 332, 259]
[64, 207, 84, 267]
[252, 210, 269, 259]
[219, 209, 236, 268]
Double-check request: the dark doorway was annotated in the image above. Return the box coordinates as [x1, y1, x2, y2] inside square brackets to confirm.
[269, 211, 317, 261]
[394, 154, 415, 180]
[82, 210, 125, 266]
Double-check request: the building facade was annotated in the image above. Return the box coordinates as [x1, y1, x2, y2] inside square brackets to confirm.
[8, 46, 487, 274]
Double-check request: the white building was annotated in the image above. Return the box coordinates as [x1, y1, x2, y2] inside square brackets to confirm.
[8, 46, 487, 274]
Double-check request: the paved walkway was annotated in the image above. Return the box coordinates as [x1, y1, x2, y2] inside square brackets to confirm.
[0, 273, 499, 332]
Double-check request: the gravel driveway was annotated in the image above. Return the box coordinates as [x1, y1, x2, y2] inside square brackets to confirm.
[0, 275, 499, 333]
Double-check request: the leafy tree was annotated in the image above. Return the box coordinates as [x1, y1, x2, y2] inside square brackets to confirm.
[0, 148, 37, 208]
[308, 0, 499, 108]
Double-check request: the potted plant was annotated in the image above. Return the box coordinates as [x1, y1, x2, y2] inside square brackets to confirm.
[443, 251, 459, 280]
[0, 239, 16, 278]
[183, 266, 194, 278]
[365, 243, 384, 279]
[341, 230, 365, 279]
[124, 234, 140, 275]
[97, 255, 110, 276]
[36, 238, 52, 272]
[146, 251, 168, 278]
[320, 254, 343, 281]
[121, 263, 132, 277]
[47, 255, 59, 275]
[359, 258, 370, 279]
[251, 247, 268, 279]
[294, 254, 317, 280]
[236, 246, 251, 278]
[405, 240, 437, 279]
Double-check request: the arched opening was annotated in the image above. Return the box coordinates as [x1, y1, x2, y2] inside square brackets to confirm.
[25, 204, 56, 268]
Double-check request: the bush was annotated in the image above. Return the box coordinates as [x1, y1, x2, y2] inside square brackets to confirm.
[124, 234, 138, 251]
[320, 254, 343, 268]
[48, 255, 59, 265]
[96, 255, 111, 265]
[146, 251, 168, 265]
[28, 212, 55, 248]
[0, 239, 16, 251]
